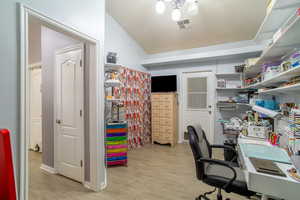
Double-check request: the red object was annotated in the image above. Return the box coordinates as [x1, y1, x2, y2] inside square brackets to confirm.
[0, 129, 17, 200]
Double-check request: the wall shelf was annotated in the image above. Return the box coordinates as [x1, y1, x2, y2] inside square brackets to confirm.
[259, 8, 300, 62]
[216, 88, 245, 91]
[105, 63, 123, 72]
[216, 73, 241, 79]
[258, 83, 300, 94]
[217, 102, 252, 111]
[245, 66, 300, 89]
[252, 105, 282, 118]
[244, 65, 261, 77]
[105, 79, 122, 87]
[247, 8, 300, 77]
[255, 0, 300, 41]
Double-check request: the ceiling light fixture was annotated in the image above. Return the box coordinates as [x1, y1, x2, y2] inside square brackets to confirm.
[172, 8, 182, 21]
[187, 1, 199, 16]
[156, 0, 166, 14]
[155, 0, 199, 21]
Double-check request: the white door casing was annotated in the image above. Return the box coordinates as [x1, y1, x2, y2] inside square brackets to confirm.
[29, 63, 42, 151]
[182, 71, 215, 144]
[54, 44, 84, 183]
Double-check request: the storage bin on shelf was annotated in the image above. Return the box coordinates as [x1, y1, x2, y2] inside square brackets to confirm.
[106, 122, 128, 166]
[247, 125, 271, 139]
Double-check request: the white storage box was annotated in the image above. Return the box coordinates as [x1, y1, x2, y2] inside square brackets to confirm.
[263, 67, 281, 81]
[247, 125, 271, 139]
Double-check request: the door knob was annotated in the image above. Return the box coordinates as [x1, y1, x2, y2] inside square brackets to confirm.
[56, 119, 62, 124]
[208, 105, 212, 108]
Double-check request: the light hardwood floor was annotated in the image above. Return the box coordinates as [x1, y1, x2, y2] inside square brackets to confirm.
[29, 143, 247, 200]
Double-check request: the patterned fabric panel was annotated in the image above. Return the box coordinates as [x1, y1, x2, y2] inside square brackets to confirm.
[117, 68, 151, 149]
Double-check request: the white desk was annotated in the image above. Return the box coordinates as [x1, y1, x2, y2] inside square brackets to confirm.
[238, 137, 300, 200]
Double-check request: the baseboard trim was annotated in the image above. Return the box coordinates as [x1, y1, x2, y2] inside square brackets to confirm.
[100, 181, 107, 190]
[40, 164, 57, 174]
[84, 181, 92, 190]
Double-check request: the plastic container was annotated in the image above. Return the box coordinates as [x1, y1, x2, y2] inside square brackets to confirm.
[263, 66, 281, 80]
[264, 100, 279, 111]
[261, 61, 282, 73]
[290, 51, 300, 64]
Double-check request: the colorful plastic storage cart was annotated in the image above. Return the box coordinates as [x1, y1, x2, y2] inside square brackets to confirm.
[106, 122, 128, 166]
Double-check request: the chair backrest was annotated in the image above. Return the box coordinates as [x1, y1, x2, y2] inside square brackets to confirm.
[187, 125, 211, 180]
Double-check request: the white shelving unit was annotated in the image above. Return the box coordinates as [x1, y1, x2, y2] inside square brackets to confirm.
[216, 73, 244, 89]
[105, 79, 122, 87]
[255, 0, 300, 41]
[105, 63, 123, 72]
[244, 65, 261, 77]
[246, 66, 300, 89]
[259, 83, 300, 94]
[216, 88, 246, 91]
[216, 73, 242, 79]
[259, 9, 300, 63]
[242, 1, 300, 157]
[245, 7, 300, 77]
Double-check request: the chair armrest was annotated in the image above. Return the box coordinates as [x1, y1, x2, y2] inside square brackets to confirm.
[197, 158, 237, 191]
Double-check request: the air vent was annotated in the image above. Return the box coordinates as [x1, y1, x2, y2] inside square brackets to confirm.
[177, 19, 191, 29]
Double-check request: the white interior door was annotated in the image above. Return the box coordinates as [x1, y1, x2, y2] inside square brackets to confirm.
[29, 65, 42, 152]
[55, 44, 84, 182]
[182, 71, 215, 143]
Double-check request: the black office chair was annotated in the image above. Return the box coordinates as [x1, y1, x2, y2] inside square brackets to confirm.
[195, 127, 238, 165]
[188, 125, 255, 200]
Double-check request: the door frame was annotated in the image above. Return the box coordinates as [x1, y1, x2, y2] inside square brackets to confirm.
[53, 44, 85, 183]
[28, 62, 42, 151]
[179, 70, 216, 143]
[19, 4, 106, 200]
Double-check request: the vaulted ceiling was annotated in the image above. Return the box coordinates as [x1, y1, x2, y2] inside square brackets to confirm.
[106, 0, 268, 54]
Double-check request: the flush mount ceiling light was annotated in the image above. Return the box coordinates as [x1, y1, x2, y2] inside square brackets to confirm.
[156, 0, 166, 14]
[155, 0, 199, 21]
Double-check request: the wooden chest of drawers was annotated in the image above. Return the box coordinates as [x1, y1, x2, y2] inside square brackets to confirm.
[151, 93, 178, 146]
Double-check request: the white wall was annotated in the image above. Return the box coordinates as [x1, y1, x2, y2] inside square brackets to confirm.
[105, 14, 147, 72]
[41, 26, 80, 168]
[142, 40, 266, 66]
[146, 40, 264, 60]
[0, 0, 105, 196]
[148, 58, 246, 145]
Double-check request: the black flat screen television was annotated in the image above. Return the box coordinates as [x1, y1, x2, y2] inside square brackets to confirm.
[151, 75, 177, 92]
